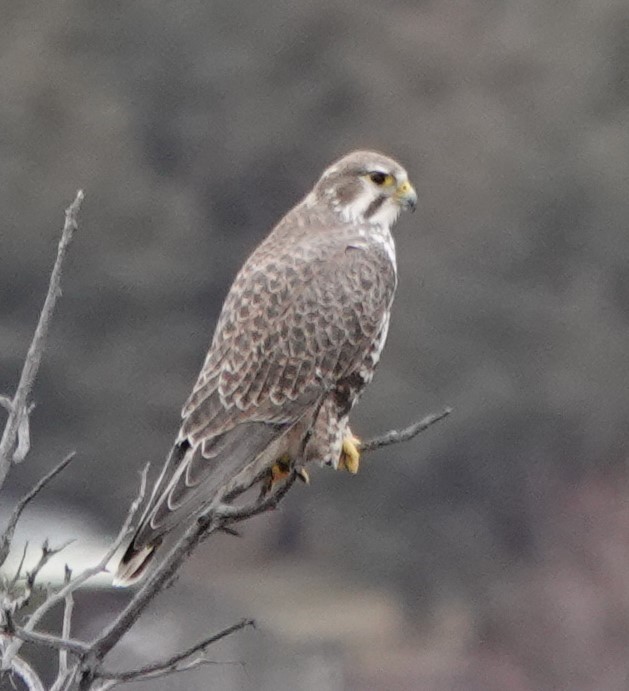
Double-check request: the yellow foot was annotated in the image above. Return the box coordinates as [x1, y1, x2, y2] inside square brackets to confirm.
[261, 457, 310, 497]
[270, 456, 292, 484]
[338, 433, 361, 474]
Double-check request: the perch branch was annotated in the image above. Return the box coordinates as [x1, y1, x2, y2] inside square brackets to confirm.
[359, 406, 452, 452]
[0, 190, 84, 487]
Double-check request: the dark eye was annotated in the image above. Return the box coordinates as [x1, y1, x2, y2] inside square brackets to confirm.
[369, 171, 387, 185]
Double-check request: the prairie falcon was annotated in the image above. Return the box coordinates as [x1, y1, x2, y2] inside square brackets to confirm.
[115, 150, 417, 584]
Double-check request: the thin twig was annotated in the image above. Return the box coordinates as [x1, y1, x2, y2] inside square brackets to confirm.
[1, 464, 147, 670]
[51, 565, 74, 691]
[2, 539, 74, 623]
[25, 539, 75, 592]
[13, 402, 35, 464]
[95, 659, 243, 689]
[96, 619, 254, 683]
[0, 190, 84, 487]
[1, 651, 45, 691]
[359, 406, 452, 452]
[60, 665, 80, 691]
[7, 626, 89, 657]
[10, 542, 29, 587]
[0, 453, 77, 569]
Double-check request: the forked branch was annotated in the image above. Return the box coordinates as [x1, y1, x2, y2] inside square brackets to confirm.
[0, 190, 84, 487]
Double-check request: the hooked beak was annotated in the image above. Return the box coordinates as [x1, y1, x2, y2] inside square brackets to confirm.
[395, 180, 417, 212]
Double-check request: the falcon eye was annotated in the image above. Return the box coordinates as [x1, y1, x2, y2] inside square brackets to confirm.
[369, 171, 394, 186]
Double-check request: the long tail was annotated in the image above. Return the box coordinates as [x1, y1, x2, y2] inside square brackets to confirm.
[112, 442, 188, 587]
[112, 421, 286, 586]
[113, 542, 159, 587]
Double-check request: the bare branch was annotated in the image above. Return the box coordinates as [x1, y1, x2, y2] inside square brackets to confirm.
[10, 542, 29, 587]
[0, 651, 45, 691]
[13, 402, 36, 464]
[0, 453, 77, 569]
[25, 539, 75, 592]
[96, 619, 253, 683]
[60, 665, 81, 691]
[360, 406, 452, 453]
[1, 464, 147, 669]
[7, 626, 89, 657]
[51, 565, 74, 691]
[0, 190, 84, 487]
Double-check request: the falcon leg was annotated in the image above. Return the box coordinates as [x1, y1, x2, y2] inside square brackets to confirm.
[271, 455, 292, 484]
[338, 431, 361, 474]
[260, 455, 309, 498]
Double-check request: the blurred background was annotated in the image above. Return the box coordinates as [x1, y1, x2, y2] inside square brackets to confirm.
[2, 0, 629, 689]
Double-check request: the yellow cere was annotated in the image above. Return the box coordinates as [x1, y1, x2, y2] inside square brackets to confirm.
[396, 180, 413, 195]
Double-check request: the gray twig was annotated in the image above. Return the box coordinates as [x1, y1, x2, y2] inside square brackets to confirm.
[0, 651, 45, 691]
[0, 190, 84, 487]
[1, 464, 147, 670]
[360, 406, 452, 452]
[7, 626, 89, 657]
[13, 402, 36, 464]
[10, 542, 29, 587]
[96, 619, 253, 683]
[51, 565, 74, 691]
[0, 453, 77, 569]
[2, 539, 74, 627]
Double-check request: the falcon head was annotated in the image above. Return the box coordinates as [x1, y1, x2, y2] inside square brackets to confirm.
[310, 150, 417, 227]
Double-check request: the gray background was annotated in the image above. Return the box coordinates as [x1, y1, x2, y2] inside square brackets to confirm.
[2, 1, 629, 689]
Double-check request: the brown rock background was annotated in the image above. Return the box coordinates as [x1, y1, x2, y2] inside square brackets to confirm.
[2, 1, 629, 688]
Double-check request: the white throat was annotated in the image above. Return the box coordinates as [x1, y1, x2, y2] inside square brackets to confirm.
[335, 188, 401, 229]
[332, 193, 398, 272]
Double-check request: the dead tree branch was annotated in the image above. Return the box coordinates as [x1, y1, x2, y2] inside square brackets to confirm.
[0, 453, 76, 570]
[360, 406, 452, 452]
[95, 618, 253, 685]
[6, 626, 89, 657]
[0, 190, 84, 487]
[0, 466, 147, 671]
[52, 566, 75, 690]
[2, 652, 46, 691]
